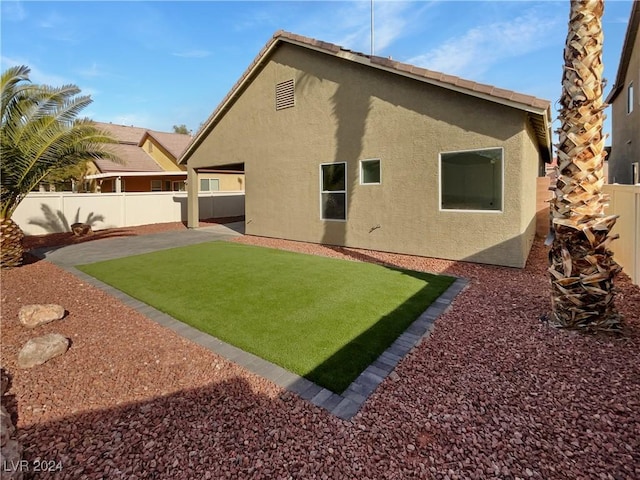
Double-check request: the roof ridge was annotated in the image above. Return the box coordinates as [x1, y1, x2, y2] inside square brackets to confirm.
[274, 29, 549, 109]
[180, 30, 551, 163]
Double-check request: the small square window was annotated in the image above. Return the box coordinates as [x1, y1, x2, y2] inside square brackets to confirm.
[360, 159, 381, 184]
[151, 180, 162, 192]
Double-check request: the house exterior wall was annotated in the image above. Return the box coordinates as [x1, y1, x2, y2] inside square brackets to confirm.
[99, 174, 242, 193]
[188, 44, 543, 267]
[141, 138, 185, 172]
[199, 173, 245, 191]
[100, 176, 186, 192]
[608, 29, 640, 184]
[603, 184, 640, 285]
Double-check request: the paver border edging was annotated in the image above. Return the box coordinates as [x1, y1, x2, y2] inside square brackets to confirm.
[58, 261, 468, 421]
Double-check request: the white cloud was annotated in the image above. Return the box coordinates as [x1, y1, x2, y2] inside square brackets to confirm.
[110, 113, 154, 128]
[171, 50, 212, 58]
[0, 56, 69, 86]
[1, 1, 26, 22]
[292, 1, 432, 56]
[77, 62, 105, 78]
[38, 11, 64, 29]
[334, 1, 419, 53]
[406, 6, 562, 79]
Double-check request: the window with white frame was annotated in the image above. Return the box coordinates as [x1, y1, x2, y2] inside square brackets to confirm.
[320, 162, 346, 220]
[200, 178, 220, 192]
[172, 181, 186, 191]
[440, 148, 503, 211]
[151, 180, 162, 192]
[360, 159, 381, 185]
[628, 82, 634, 114]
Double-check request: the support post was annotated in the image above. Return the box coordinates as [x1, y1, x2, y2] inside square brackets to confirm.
[187, 166, 199, 228]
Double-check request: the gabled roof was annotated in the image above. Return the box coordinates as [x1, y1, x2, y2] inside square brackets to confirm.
[180, 30, 553, 164]
[95, 122, 147, 145]
[139, 130, 192, 159]
[94, 143, 164, 173]
[605, 1, 639, 104]
[92, 122, 191, 173]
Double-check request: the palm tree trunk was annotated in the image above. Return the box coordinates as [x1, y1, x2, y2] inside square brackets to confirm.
[549, 0, 622, 331]
[0, 217, 24, 268]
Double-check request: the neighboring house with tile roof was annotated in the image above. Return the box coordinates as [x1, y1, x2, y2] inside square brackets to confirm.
[86, 122, 244, 193]
[179, 30, 552, 268]
[606, 1, 639, 184]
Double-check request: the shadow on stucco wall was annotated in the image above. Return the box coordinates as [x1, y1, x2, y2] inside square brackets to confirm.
[321, 80, 371, 250]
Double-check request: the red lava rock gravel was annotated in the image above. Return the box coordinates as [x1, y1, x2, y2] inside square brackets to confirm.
[1, 223, 639, 479]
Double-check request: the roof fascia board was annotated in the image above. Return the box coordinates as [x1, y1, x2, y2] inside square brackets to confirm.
[282, 37, 552, 156]
[86, 171, 188, 180]
[605, 2, 639, 104]
[180, 33, 552, 163]
[180, 39, 282, 164]
[282, 37, 550, 116]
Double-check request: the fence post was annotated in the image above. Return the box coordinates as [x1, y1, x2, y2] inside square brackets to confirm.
[120, 191, 126, 228]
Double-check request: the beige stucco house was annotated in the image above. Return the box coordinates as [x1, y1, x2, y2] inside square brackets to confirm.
[180, 31, 552, 267]
[606, 1, 639, 185]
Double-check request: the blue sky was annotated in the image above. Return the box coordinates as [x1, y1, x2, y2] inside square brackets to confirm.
[0, 1, 633, 144]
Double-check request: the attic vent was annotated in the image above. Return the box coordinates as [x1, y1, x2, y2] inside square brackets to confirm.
[275, 79, 295, 110]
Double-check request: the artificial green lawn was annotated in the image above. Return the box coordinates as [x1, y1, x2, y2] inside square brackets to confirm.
[78, 242, 455, 393]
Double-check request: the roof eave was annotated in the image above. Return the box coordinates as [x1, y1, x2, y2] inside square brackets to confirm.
[179, 31, 553, 163]
[179, 35, 284, 164]
[86, 171, 188, 180]
[605, 2, 639, 107]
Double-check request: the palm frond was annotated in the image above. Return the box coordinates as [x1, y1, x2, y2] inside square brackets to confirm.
[1, 66, 123, 219]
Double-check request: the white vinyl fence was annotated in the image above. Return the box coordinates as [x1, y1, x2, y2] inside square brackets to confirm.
[603, 184, 640, 286]
[13, 191, 245, 236]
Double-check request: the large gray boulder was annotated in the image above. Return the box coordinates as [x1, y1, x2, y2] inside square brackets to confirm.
[17, 334, 69, 369]
[18, 304, 65, 329]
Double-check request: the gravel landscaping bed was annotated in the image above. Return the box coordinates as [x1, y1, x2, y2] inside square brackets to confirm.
[1, 224, 639, 479]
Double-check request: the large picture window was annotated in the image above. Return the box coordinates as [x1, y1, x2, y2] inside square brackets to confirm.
[320, 162, 346, 220]
[440, 148, 503, 211]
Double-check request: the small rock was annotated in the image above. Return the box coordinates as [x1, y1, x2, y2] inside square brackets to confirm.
[0, 439, 23, 480]
[0, 369, 9, 396]
[71, 223, 93, 236]
[18, 304, 65, 329]
[1, 405, 15, 446]
[17, 334, 70, 369]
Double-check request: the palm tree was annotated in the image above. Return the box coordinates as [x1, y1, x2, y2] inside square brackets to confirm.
[548, 0, 622, 331]
[1, 65, 121, 268]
